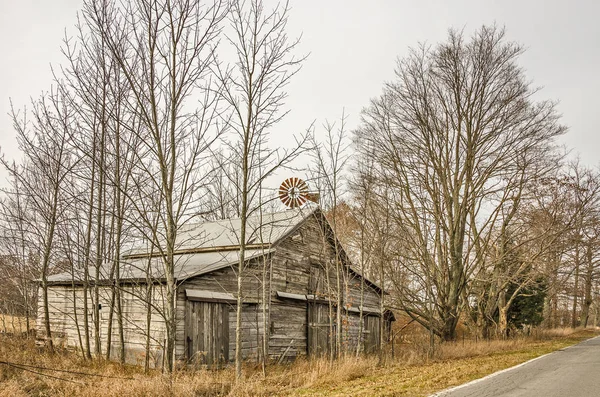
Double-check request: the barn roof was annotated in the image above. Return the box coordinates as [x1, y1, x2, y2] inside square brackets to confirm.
[46, 204, 384, 292]
[47, 206, 317, 284]
[123, 205, 318, 258]
[46, 248, 274, 284]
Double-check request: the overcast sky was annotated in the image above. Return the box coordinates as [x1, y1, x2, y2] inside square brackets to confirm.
[1, 0, 599, 186]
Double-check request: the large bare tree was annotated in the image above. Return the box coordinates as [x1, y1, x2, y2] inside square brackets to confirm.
[355, 25, 565, 341]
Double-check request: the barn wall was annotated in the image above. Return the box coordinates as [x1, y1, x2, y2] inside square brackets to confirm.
[345, 276, 382, 309]
[268, 213, 384, 358]
[175, 263, 265, 363]
[37, 212, 386, 369]
[38, 284, 167, 367]
[267, 215, 324, 360]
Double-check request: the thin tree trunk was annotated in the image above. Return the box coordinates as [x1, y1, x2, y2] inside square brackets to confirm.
[71, 277, 85, 357]
[261, 254, 271, 373]
[105, 206, 117, 361]
[81, 132, 98, 360]
[40, 187, 61, 352]
[145, 284, 153, 373]
[93, 122, 106, 357]
[356, 272, 365, 357]
[235, 146, 249, 379]
[377, 259, 385, 363]
[571, 245, 580, 328]
[144, 242, 156, 373]
[581, 243, 594, 328]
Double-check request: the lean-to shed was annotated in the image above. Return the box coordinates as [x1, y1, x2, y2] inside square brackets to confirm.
[40, 205, 393, 367]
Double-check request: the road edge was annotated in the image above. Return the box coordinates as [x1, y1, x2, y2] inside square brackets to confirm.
[429, 334, 600, 397]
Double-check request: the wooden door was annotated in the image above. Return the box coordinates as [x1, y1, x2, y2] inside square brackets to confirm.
[185, 301, 229, 367]
[364, 315, 380, 354]
[307, 302, 334, 357]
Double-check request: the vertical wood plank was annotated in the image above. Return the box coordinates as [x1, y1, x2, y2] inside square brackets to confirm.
[218, 304, 222, 364]
[200, 303, 205, 365]
[222, 305, 229, 363]
[185, 301, 191, 360]
[185, 301, 231, 368]
[209, 303, 215, 366]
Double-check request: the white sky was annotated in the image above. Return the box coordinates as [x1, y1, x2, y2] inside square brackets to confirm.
[1, 0, 599, 187]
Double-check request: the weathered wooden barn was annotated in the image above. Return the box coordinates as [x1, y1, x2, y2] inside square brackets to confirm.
[39, 205, 393, 367]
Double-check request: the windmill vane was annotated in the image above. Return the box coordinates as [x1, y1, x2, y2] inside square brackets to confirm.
[279, 177, 312, 208]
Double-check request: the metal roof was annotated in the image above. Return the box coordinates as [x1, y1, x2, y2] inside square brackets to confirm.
[45, 204, 385, 293]
[185, 289, 237, 303]
[123, 205, 318, 257]
[47, 248, 275, 284]
[46, 206, 317, 284]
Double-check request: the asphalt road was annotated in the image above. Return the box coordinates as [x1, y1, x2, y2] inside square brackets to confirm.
[433, 336, 600, 397]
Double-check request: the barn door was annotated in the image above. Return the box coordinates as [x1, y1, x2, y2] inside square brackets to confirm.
[185, 301, 229, 367]
[363, 315, 381, 354]
[307, 302, 335, 357]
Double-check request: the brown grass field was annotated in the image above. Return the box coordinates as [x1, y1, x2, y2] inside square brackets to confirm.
[0, 314, 31, 335]
[0, 325, 597, 397]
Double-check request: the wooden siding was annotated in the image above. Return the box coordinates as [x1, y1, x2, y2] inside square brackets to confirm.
[175, 213, 384, 362]
[175, 263, 266, 362]
[268, 213, 383, 357]
[185, 301, 229, 367]
[38, 284, 167, 367]
[364, 315, 381, 354]
[307, 302, 333, 357]
[268, 300, 306, 360]
[40, 211, 387, 368]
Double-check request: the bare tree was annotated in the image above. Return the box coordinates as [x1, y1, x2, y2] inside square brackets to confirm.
[81, 0, 228, 371]
[466, 153, 571, 338]
[1, 89, 79, 351]
[521, 165, 600, 330]
[0, 175, 38, 336]
[206, 149, 243, 220]
[309, 113, 351, 358]
[213, 0, 306, 378]
[565, 164, 600, 328]
[355, 25, 565, 341]
[350, 151, 386, 357]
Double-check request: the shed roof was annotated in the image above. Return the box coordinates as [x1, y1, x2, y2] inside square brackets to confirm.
[47, 248, 274, 284]
[123, 205, 318, 258]
[47, 206, 317, 285]
[46, 204, 384, 292]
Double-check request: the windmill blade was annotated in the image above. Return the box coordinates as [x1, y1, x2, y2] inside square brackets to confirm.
[279, 177, 313, 208]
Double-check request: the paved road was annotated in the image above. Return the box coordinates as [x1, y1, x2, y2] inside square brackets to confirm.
[433, 336, 600, 397]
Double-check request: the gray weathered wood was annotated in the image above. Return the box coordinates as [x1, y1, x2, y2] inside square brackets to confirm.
[40, 210, 391, 367]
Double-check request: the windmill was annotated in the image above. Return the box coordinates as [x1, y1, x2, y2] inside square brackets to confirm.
[278, 177, 319, 208]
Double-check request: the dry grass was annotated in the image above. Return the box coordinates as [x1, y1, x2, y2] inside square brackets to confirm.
[0, 327, 597, 397]
[0, 314, 32, 335]
[289, 328, 599, 397]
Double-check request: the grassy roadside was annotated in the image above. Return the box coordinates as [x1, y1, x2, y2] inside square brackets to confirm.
[0, 328, 597, 396]
[287, 329, 598, 397]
